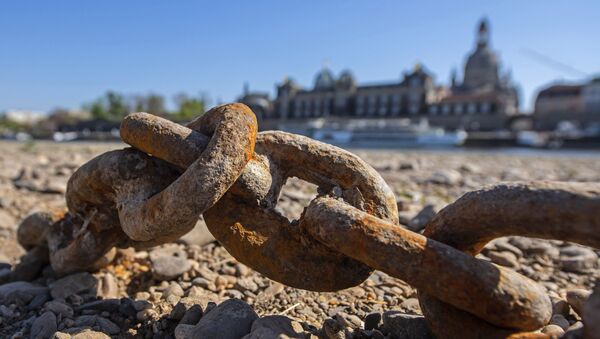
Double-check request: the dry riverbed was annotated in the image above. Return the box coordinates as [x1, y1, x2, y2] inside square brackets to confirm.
[0, 141, 599, 338]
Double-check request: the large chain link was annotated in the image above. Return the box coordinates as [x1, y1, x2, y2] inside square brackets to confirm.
[15, 104, 600, 338]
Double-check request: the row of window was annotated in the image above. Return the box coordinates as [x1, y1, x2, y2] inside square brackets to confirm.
[429, 102, 495, 115]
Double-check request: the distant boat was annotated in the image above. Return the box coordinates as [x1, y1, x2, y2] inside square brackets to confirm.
[311, 118, 466, 147]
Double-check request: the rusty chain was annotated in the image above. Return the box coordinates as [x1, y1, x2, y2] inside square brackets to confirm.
[14, 103, 600, 338]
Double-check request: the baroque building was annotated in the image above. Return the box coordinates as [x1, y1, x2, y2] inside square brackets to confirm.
[239, 18, 520, 131]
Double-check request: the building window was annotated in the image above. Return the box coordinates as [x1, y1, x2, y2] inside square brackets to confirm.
[467, 103, 477, 114]
[442, 104, 450, 115]
[429, 105, 438, 115]
[481, 102, 490, 113]
[455, 104, 464, 115]
[368, 95, 376, 115]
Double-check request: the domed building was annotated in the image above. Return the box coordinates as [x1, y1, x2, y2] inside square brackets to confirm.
[240, 18, 521, 132]
[427, 18, 520, 130]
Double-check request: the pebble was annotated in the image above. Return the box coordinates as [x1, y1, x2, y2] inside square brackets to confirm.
[487, 251, 520, 269]
[50, 272, 97, 300]
[400, 298, 422, 314]
[550, 314, 570, 331]
[560, 245, 598, 273]
[382, 311, 434, 339]
[70, 330, 111, 339]
[45, 300, 74, 318]
[0, 281, 48, 299]
[566, 289, 592, 316]
[428, 169, 462, 185]
[30, 311, 57, 339]
[149, 244, 192, 281]
[98, 273, 118, 299]
[541, 324, 565, 337]
[188, 298, 258, 339]
[242, 315, 305, 338]
[364, 312, 382, 330]
[583, 285, 600, 339]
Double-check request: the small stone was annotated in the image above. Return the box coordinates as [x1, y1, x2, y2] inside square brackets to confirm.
[567, 289, 592, 316]
[179, 219, 216, 247]
[583, 285, 600, 339]
[364, 312, 382, 330]
[180, 304, 203, 325]
[550, 314, 570, 331]
[45, 300, 74, 318]
[76, 299, 120, 313]
[96, 317, 120, 335]
[50, 272, 97, 300]
[400, 298, 422, 314]
[242, 315, 305, 338]
[98, 273, 118, 299]
[487, 251, 520, 268]
[0, 281, 48, 299]
[560, 245, 598, 273]
[382, 311, 434, 339]
[428, 169, 462, 185]
[149, 244, 192, 280]
[541, 324, 565, 337]
[74, 315, 97, 327]
[189, 299, 258, 338]
[407, 205, 437, 232]
[551, 297, 570, 317]
[71, 330, 111, 339]
[174, 324, 195, 339]
[163, 282, 184, 299]
[31, 311, 57, 339]
[321, 318, 345, 339]
[52, 332, 71, 339]
[137, 308, 158, 322]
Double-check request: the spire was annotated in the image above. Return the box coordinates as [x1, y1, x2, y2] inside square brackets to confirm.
[477, 17, 490, 49]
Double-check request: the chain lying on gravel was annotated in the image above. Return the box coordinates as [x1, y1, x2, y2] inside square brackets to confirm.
[13, 103, 600, 338]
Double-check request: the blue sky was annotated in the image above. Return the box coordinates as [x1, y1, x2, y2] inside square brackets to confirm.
[1, 1, 598, 113]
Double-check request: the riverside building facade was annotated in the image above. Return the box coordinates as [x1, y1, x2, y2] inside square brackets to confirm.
[239, 18, 520, 131]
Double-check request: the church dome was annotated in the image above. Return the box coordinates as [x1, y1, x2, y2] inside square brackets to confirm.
[463, 18, 500, 90]
[336, 70, 356, 89]
[314, 68, 335, 90]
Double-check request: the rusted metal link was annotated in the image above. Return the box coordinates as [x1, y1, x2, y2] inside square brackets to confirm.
[300, 196, 551, 331]
[18, 103, 257, 275]
[121, 114, 399, 291]
[419, 182, 600, 339]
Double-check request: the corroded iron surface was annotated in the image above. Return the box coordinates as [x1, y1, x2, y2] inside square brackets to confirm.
[19, 103, 257, 275]
[419, 182, 600, 338]
[121, 114, 398, 291]
[301, 196, 551, 331]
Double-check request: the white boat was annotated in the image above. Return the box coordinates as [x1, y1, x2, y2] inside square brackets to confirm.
[312, 118, 466, 147]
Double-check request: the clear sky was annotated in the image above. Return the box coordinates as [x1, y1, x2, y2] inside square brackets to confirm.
[1, 0, 599, 113]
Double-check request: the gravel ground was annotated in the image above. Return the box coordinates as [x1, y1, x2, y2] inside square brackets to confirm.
[0, 140, 599, 338]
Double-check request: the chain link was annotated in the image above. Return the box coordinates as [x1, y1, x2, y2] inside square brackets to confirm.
[15, 104, 600, 338]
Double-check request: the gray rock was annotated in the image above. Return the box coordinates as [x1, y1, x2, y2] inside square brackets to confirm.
[98, 273, 118, 299]
[583, 285, 600, 339]
[149, 244, 192, 281]
[509, 237, 559, 258]
[180, 304, 203, 325]
[428, 169, 462, 185]
[567, 289, 592, 316]
[487, 251, 520, 268]
[541, 324, 565, 337]
[45, 300, 74, 318]
[175, 324, 195, 339]
[163, 282, 184, 299]
[189, 299, 258, 339]
[364, 312, 381, 331]
[242, 315, 305, 339]
[0, 281, 48, 299]
[407, 205, 437, 232]
[76, 299, 120, 313]
[560, 245, 598, 272]
[50, 272, 97, 300]
[550, 314, 570, 331]
[382, 311, 433, 339]
[30, 311, 57, 339]
[400, 298, 422, 314]
[169, 297, 202, 321]
[70, 330, 111, 339]
[96, 317, 120, 335]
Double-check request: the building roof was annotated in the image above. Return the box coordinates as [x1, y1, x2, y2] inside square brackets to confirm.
[537, 84, 582, 98]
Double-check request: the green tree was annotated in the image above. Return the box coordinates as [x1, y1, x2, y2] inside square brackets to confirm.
[173, 93, 208, 121]
[85, 91, 130, 121]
